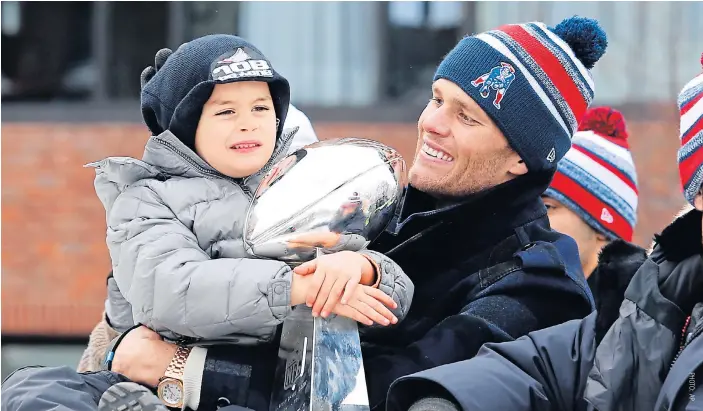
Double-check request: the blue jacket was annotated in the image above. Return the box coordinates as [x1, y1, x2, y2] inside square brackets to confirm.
[387, 208, 703, 411]
[360, 170, 593, 409]
[195, 170, 595, 411]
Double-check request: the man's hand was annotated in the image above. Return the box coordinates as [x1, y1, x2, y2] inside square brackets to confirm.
[294, 251, 378, 317]
[111, 326, 177, 388]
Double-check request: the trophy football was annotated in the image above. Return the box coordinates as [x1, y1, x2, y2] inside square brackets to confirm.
[243, 138, 406, 411]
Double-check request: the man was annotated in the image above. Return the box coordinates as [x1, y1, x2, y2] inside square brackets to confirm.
[542, 106, 648, 341]
[386, 53, 703, 411]
[3, 16, 607, 411]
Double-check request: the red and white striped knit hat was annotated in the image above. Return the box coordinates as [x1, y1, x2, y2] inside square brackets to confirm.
[678, 54, 703, 205]
[544, 107, 638, 241]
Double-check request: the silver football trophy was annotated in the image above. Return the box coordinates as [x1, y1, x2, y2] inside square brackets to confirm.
[243, 138, 406, 411]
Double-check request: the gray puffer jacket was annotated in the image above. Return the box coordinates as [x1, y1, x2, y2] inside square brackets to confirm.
[87, 128, 414, 344]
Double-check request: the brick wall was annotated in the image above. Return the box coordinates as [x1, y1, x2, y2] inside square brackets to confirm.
[1, 119, 685, 336]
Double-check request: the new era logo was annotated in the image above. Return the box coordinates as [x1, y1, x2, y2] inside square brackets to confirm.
[546, 148, 556, 163]
[600, 208, 614, 224]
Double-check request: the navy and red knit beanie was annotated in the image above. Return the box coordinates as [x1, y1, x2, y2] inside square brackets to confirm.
[434, 16, 608, 172]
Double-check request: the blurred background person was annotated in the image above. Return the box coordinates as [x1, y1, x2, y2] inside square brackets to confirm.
[542, 106, 647, 341]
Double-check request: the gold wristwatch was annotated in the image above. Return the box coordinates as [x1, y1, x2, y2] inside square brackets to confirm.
[157, 345, 192, 409]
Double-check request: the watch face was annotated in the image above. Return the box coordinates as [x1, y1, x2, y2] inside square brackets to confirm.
[159, 380, 183, 406]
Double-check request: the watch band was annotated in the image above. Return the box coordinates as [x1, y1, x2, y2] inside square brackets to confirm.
[163, 345, 192, 381]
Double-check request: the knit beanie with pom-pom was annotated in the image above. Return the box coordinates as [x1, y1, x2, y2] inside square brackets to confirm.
[677, 53, 703, 205]
[544, 107, 638, 241]
[434, 16, 608, 171]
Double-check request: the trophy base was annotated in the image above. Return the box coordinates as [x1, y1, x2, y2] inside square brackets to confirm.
[270, 306, 370, 411]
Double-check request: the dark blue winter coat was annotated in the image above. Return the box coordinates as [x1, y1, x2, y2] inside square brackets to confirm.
[387, 208, 703, 411]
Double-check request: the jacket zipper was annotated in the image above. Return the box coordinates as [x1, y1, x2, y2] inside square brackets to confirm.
[385, 222, 443, 256]
[148, 131, 296, 346]
[671, 316, 703, 369]
[684, 317, 703, 346]
[153, 128, 296, 199]
[153, 137, 253, 196]
[241, 128, 294, 189]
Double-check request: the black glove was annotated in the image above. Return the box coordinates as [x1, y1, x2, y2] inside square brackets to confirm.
[140, 47, 174, 89]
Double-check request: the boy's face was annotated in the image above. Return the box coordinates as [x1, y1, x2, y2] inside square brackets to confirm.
[541, 195, 607, 277]
[195, 81, 277, 178]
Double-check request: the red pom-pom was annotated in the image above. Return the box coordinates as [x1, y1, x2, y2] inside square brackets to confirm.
[700, 52, 703, 69]
[578, 107, 628, 140]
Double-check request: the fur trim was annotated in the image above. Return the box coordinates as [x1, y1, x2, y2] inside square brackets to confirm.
[651, 206, 702, 262]
[590, 240, 648, 343]
[647, 203, 696, 255]
[76, 312, 120, 372]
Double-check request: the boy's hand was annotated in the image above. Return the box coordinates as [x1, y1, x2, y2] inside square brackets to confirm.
[293, 251, 384, 318]
[331, 285, 398, 326]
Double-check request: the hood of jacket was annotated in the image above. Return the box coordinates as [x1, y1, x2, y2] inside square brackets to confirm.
[585, 208, 703, 410]
[86, 127, 298, 219]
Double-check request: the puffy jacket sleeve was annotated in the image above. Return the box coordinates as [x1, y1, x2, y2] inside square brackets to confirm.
[358, 250, 414, 321]
[107, 184, 293, 340]
[386, 312, 598, 411]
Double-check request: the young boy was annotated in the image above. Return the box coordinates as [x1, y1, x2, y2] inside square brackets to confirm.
[88, 34, 413, 370]
[77, 113, 320, 373]
[77, 50, 321, 374]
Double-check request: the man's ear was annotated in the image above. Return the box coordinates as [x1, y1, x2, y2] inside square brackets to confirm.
[508, 158, 528, 176]
[594, 233, 610, 255]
